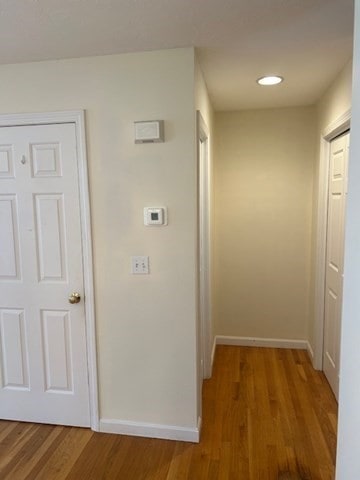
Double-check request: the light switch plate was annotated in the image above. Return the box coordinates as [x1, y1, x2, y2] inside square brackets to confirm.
[131, 256, 149, 274]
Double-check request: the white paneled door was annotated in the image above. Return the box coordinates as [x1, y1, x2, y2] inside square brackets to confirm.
[323, 131, 350, 400]
[0, 123, 90, 426]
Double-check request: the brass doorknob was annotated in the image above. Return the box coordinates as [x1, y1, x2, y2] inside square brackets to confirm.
[68, 292, 81, 304]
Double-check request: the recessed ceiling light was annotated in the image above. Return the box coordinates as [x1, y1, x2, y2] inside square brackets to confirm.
[257, 75, 284, 86]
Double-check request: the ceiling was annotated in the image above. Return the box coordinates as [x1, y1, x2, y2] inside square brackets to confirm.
[0, 0, 354, 111]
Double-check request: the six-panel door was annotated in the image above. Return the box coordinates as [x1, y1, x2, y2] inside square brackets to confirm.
[0, 123, 90, 426]
[323, 131, 350, 400]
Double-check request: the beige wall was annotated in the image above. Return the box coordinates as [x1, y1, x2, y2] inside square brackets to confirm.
[195, 59, 214, 135]
[0, 48, 199, 429]
[214, 107, 316, 340]
[308, 59, 353, 352]
[317, 60, 352, 132]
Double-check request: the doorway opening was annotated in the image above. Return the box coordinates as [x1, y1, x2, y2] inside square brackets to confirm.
[197, 111, 212, 384]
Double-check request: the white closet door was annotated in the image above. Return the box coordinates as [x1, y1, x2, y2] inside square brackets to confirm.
[323, 131, 350, 400]
[0, 123, 90, 426]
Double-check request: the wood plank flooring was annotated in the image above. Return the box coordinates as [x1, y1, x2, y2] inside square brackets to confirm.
[0, 346, 338, 479]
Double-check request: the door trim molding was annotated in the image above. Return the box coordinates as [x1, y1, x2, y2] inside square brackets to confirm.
[313, 109, 351, 370]
[196, 111, 212, 380]
[0, 110, 99, 430]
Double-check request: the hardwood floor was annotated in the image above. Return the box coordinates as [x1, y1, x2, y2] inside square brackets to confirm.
[0, 346, 337, 479]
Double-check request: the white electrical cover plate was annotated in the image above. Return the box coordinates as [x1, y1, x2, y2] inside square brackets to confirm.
[131, 256, 149, 274]
[144, 207, 167, 226]
[134, 120, 164, 143]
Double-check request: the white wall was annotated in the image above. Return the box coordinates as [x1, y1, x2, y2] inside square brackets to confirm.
[214, 107, 316, 340]
[0, 48, 199, 433]
[336, 3, 360, 476]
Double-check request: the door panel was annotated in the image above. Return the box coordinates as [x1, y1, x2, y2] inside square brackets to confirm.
[0, 195, 21, 280]
[323, 132, 349, 399]
[328, 195, 342, 271]
[41, 310, 73, 393]
[0, 308, 29, 390]
[31, 143, 62, 177]
[34, 194, 67, 282]
[0, 123, 90, 426]
[0, 146, 14, 178]
[324, 289, 337, 367]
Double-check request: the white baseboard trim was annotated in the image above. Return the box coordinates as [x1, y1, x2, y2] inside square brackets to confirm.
[216, 335, 308, 350]
[99, 418, 200, 443]
[306, 341, 315, 364]
[210, 337, 216, 374]
[197, 416, 202, 442]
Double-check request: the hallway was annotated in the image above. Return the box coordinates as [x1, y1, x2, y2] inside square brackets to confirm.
[0, 346, 337, 479]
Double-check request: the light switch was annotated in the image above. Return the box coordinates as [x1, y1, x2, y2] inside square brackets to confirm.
[131, 256, 149, 274]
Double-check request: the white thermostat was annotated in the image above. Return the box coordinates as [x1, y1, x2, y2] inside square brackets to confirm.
[144, 207, 167, 226]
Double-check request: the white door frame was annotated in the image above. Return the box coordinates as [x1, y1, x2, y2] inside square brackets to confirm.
[313, 109, 351, 370]
[0, 110, 99, 430]
[197, 111, 212, 379]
